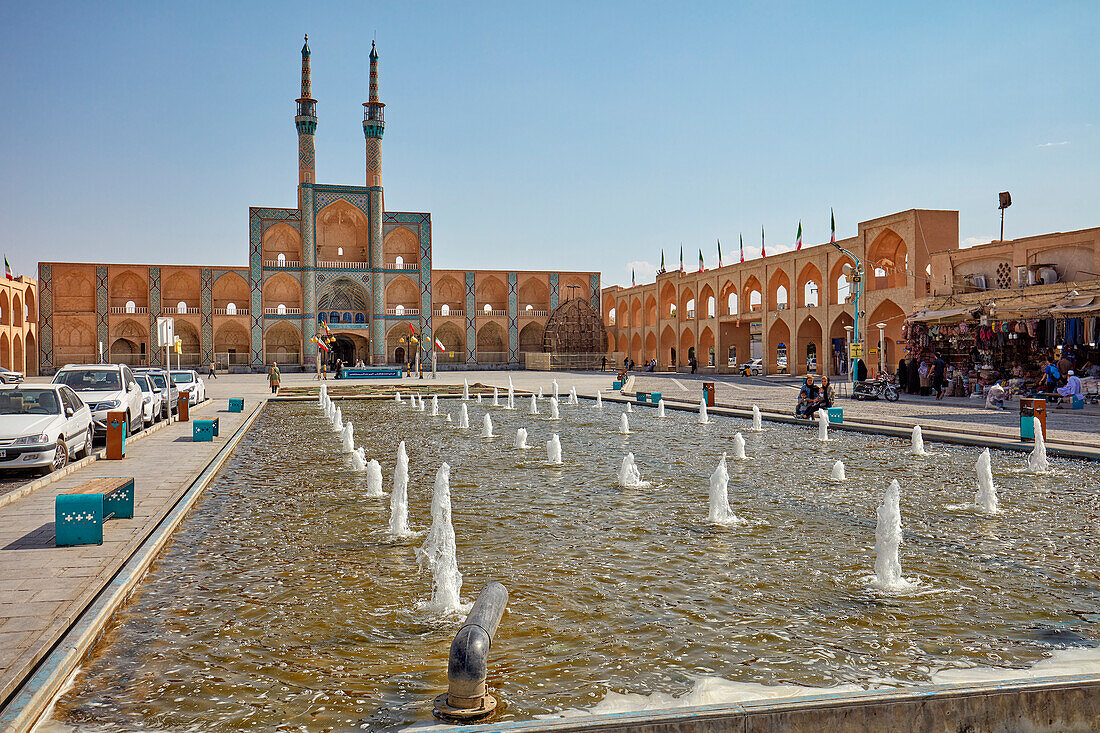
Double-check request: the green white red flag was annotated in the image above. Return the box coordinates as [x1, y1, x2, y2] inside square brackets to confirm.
[796, 221, 803, 250]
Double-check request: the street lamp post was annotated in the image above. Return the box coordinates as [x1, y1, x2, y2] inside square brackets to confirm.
[876, 322, 887, 377]
[843, 325, 853, 381]
[832, 241, 865, 382]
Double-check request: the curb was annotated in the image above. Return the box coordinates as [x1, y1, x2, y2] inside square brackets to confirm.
[0, 400, 264, 733]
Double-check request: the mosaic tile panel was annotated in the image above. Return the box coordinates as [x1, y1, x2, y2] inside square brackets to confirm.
[148, 267, 162, 366]
[419, 216, 432, 359]
[465, 272, 476, 364]
[590, 273, 601, 312]
[96, 265, 108, 360]
[248, 211, 265, 366]
[38, 264, 52, 370]
[507, 272, 519, 363]
[549, 273, 559, 311]
[200, 268, 213, 365]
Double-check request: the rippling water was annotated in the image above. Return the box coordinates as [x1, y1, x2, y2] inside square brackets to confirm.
[48, 397, 1100, 731]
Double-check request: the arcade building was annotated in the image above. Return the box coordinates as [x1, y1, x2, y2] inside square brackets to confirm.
[37, 39, 599, 373]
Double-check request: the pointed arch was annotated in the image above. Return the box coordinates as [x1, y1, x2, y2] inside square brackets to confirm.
[644, 294, 657, 326]
[796, 263, 823, 308]
[263, 272, 303, 310]
[24, 331, 37, 376]
[699, 326, 715, 366]
[518, 277, 549, 311]
[644, 331, 657, 361]
[262, 222, 302, 263]
[109, 270, 148, 309]
[630, 297, 642, 329]
[435, 321, 465, 360]
[213, 272, 249, 311]
[767, 269, 791, 311]
[163, 270, 201, 307]
[317, 199, 369, 262]
[659, 281, 677, 318]
[796, 314, 823, 374]
[519, 321, 544, 353]
[699, 283, 716, 318]
[383, 225, 419, 267]
[719, 280, 738, 315]
[660, 324, 677, 367]
[55, 268, 95, 312]
[867, 229, 908, 290]
[476, 321, 507, 362]
[475, 275, 507, 312]
[743, 275, 763, 312]
[679, 287, 695, 318]
[433, 274, 464, 313]
[829, 256, 855, 305]
[868, 298, 906, 370]
[263, 321, 302, 364]
[630, 333, 642, 363]
[768, 318, 791, 373]
[214, 320, 250, 361]
[679, 326, 695, 365]
[385, 275, 420, 311]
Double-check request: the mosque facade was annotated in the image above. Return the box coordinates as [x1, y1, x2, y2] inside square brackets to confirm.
[36, 39, 599, 372]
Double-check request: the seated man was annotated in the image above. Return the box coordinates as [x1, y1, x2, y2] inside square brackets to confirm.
[985, 381, 1007, 410]
[1056, 370, 1083, 405]
[795, 375, 819, 418]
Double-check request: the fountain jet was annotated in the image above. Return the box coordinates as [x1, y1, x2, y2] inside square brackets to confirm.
[493, 387, 500, 407]
[620, 412, 630, 435]
[395, 391, 402, 404]
[507, 378, 515, 409]
[552, 380, 559, 400]
[731, 432, 746, 460]
[910, 425, 927, 455]
[416, 462, 464, 614]
[476, 393, 482, 403]
[431, 395, 439, 416]
[529, 395, 539, 415]
[817, 410, 829, 441]
[515, 428, 528, 449]
[1028, 418, 1050, 473]
[873, 479, 909, 591]
[482, 413, 494, 438]
[708, 453, 739, 525]
[596, 390, 602, 408]
[342, 422, 354, 452]
[752, 405, 762, 431]
[569, 386, 578, 405]
[459, 404, 470, 429]
[366, 459, 383, 496]
[618, 453, 643, 487]
[831, 460, 846, 482]
[547, 434, 562, 464]
[549, 397, 560, 420]
[658, 399, 666, 417]
[463, 379, 469, 401]
[351, 447, 366, 472]
[390, 441, 411, 537]
[698, 396, 709, 424]
[537, 386, 544, 399]
[975, 448, 998, 513]
[333, 407, 343, 432]
[626, 401, 633, 413]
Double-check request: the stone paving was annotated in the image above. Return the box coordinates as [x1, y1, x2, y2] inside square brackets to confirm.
[0, 377, 269, 707]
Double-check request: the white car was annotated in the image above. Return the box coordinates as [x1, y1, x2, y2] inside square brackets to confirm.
[170, 370, 206, 405]
[53, 364, 145, 438]
[0, 367, 24, 384]
[0, 385, 94, 474]
[134, 374, 161, 426]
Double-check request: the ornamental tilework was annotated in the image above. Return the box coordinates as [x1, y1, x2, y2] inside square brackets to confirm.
[419, 217, 432, 356]
[248, 211, 266, 365]
[299, 135, 315, 173]
[148, 267, 162, 366]
[507, 273, 519, 363]
[200, 269, 214, 365]
[549, 273, 559, 311]
[590, 273, 601, 312]
[465, 272, 476, 364]
[38, 264, 52, 370]
[95, 266, 108, 356]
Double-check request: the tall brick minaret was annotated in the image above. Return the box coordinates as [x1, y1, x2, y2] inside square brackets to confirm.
[295, 35, 318, 210]
[363, 41, 387, 363]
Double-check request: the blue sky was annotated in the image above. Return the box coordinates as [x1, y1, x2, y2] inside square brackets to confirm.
[2, 1, 1097, 286]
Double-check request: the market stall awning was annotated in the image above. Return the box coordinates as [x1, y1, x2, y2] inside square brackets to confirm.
[1049, 295, 1100, 316]
[908, 307, 977, 323]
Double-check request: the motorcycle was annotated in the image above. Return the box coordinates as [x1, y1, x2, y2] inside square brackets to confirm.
[853, 375, 900, 402]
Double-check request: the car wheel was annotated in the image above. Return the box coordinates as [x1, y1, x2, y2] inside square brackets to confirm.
[52, 438, 69, 473]
[79, 430, 93, 458]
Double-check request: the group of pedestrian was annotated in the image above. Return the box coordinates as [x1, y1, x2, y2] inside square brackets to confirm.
[794, 374, 835, 418]
[897, 353, 947, 399]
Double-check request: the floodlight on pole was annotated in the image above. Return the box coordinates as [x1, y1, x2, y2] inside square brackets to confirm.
[832, 240, 864, 382]
[998, 191, 1012, 241]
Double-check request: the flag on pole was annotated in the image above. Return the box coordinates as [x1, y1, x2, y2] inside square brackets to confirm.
[761, 226, 766, 258]
[739, 234, 744, 263]
[679, 245, 684, 273]
[698, 249, 704, 272]
[631, 268, 635, 287]
[659, 250, 665, 274]
[3, 257, 13, 281]
[435, 338, 446, 352]
[830, 209, 836, 244]
[796, 221, 803, 251]
[717, 239, 723, 268]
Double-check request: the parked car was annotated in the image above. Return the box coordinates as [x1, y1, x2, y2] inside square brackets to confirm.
[52, 364, 145, 437]
[170, 370, 206, 405]
[133, 374, 161, 426]
[0, 385, 93, 474]
[739, 358, 764, 376]
[0, 366, 24, 384]
[135, 367, 178, 418]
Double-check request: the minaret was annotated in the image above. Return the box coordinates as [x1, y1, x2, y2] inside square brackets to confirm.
[363, 40, 385, 187]
[295, 34, 318, 208]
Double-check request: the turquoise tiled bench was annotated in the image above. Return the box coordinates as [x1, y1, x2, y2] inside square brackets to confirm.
[228, 398, 244, 413]
[636, 392, 649, 403]
[55, 477, 135, 546]
[828, 407, 843, 423]
[193, 417, 219, 442]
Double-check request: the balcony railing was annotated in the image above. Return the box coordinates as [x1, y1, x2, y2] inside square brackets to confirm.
[109, 306, 148, 314]
[478, 309, 507, 317]
[317, 260, 370, 269]
[263, 259, 301, 268]
[386, 261, 420, 270]
[264, 307, 302, 315]
[523, 309, 549, 317]
[434, 308, 464, 317]
[776, 303, 788, 311]
[749, 304, 762, 312]
[213, 308, 249, 315]
[686, 309, 696, 319]
[384, 307, 420, 316]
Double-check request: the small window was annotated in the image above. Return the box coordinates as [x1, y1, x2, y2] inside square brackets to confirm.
[441, 304, 450, 316]
[338, 247, 343, 256]
[277, 253, 286, 265]
[177, 301, 187, 314]
[276, 303, 287, 315]
[125, 300, 136, 313]
[395, 256, 404, 267]
[525, 304, 533, 312]
[226, 302, 237, 315]
[395, 304, 405, 315]
[483, 303, 492, 313]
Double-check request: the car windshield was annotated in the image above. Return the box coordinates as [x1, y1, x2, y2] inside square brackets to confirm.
[55, 369, 121, 392]
[0, 389, 60, 415]
[170, 372, 194, 385]
[148, 374, 167, 389]
[136, 377, 153, 393]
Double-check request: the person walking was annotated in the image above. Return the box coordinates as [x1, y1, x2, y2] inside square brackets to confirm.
[268, 362, 281, 395]
[932, 353, 947, 400]
[208, 361, 217, 380]
[689, 354, 698, 374]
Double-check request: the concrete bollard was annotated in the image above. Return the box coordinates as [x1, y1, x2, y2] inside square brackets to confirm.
[434, 582, 508, 722]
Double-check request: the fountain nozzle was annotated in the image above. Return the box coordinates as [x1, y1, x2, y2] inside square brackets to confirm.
[433, 582, 508, 722]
